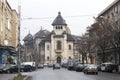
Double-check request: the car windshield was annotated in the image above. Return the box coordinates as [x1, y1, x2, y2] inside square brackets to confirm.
[0, 64, 5, 68]
[88, 64, 97, 67]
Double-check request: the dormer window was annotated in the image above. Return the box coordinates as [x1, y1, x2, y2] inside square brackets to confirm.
[56, 26, 58, 29]
[61, 26, 63, 29]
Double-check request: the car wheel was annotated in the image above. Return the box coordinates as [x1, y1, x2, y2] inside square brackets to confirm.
[95, 72, 98, 75]
[21, 69, 24, 72]
[7, 70, 10, 73]
[84, 72, 86, 74]
[86, 72, 88, 74]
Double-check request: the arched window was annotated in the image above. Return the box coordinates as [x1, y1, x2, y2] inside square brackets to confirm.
[57, 41, 62, 50]
[61, 26, 63, 29]
[47, 56, 49, 60]
[56, 26, 58, 29]
[47, 45, 49, 50]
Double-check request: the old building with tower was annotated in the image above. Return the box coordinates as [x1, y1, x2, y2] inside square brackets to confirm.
[23, 12, 80, 64]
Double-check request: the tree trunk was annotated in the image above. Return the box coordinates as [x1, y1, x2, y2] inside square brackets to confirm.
[102, 51, 105, 63]
[82, 54, 84, 64]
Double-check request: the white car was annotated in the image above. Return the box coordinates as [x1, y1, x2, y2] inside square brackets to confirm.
[54, 63, 60, 69]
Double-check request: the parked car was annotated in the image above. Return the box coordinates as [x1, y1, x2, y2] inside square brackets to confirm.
[101, 62, 118, 72]
[0, 64, 16, 73]
[53, 63, 60, 69]
[44, 64, 47, 67]
[47, 64, 53, 68]
[61, 63, 68, 68]
[83, 64, 98, 74]
[8, 65, 19, 73]
[67, 58, 74, 70]
[38, 64, 44, 69]
[21, 65, 33, 72]
[21, 62, 36, 71]
[75, 63, 84, 72]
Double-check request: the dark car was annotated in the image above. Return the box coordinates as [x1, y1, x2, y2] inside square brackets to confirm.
[0, 64, 16, 73]
[83, 64, 98, 74]
[21, 65, 33, 72]
[75, 64, 84, 72]
[9, 65, 19, 73]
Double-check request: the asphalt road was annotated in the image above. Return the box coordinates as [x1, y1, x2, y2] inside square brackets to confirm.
[0, 68, 120, 80]
[23, 68, 120, 80]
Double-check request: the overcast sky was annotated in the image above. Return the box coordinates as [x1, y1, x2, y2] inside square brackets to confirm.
[7, 0, 114, 41]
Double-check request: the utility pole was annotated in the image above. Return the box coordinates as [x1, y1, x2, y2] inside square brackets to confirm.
[18, 0, 21, 75]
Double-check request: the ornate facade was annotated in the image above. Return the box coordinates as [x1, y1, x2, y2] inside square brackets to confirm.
[39, 12, 79, 64]
[23, 12, 81, 64]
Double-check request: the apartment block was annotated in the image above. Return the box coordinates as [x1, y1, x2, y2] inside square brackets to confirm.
[0, 0, 18, 47]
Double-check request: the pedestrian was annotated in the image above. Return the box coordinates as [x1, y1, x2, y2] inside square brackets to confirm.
[53, 64, 55, 70]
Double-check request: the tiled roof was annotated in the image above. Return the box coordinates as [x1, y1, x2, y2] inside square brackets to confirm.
[33, 30, 47, 39]
[72, 35, 81, 43]
[53, 35, 64, 38]
[43, 33, 52, 41]
[43, 33, 74, 41]
[23, 33, 33, 41]
[67, 34, 74, 41]
[52, 12, 67, 26]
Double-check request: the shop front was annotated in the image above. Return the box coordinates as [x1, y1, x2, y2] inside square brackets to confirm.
[0, 46, 17, 64]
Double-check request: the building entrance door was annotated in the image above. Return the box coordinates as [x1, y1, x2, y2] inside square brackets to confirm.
[56, 56, 61, 63]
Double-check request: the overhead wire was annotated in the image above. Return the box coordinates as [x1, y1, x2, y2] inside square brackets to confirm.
[21, 14, 98, 20]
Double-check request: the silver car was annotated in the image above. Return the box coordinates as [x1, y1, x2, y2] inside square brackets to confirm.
[83, 64, 98, 74]
[54, 63, 60, 69]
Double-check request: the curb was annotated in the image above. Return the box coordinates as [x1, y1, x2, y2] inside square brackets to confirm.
[23, 76, 29, 80]
[24, 76, 32, 80]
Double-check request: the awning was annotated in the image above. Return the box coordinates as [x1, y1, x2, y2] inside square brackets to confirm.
[0, 46, 16, 55]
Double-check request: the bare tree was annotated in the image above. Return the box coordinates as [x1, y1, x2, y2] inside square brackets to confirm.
[77, 34, 90, 64]
[89, 18, 112, 63]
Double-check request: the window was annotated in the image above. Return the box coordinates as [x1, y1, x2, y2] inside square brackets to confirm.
[56, 26, 57, 29]
[47, 56, 49, 60]
[47, 45, 49, 50]
[56, 25, 63, 30]
[61, 26, 63, 29]
[57, 41, 61, 50]
[7, 18, 10, 30]
[69, 45, 71, 50]
[58, 26, 60, 29]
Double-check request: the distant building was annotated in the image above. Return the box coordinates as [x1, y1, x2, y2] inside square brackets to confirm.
[23, 33, 33, 62]
[38, 12, 80, 64]
[23, 12, 81, 64]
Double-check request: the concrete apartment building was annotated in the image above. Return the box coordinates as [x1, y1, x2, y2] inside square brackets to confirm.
[0, 0, 18, 64]
[97, 0, 120, 64]
[88, 0, 120, 65]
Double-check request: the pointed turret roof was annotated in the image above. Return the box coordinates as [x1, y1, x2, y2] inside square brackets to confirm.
[33, 29, 50, 39]
[23, 33, 33, 41]
[52, 12, 67, 26]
